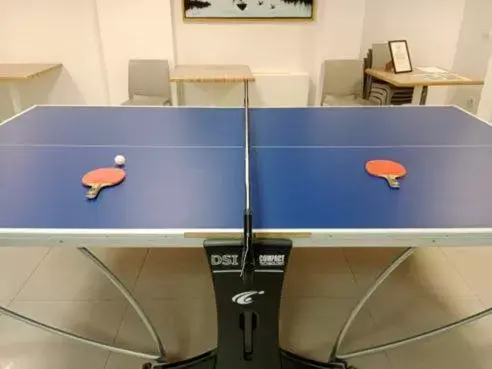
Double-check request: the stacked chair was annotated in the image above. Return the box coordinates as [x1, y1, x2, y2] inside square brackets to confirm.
[363, 43, 414, 105]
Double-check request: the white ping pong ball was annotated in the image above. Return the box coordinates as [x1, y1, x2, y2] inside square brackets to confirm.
[114, 155, 126, 166]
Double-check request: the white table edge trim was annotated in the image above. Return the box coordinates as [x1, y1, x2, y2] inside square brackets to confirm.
[0, 105, 37, 126]
[18, 104, 469, 110]
[1, 227, 492, 247]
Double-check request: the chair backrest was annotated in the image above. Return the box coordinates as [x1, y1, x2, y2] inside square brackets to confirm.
[128, 59, 171, 99]
[371, 43, 392, 70]
[321, 59, 364, 99]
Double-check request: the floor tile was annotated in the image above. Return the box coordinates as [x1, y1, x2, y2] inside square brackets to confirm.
[16, 248, 148, 301]
[106, 297, 392, 369]
[3, 246, 492, 369]
[367, 294, 478, 340]
[411, 248, 475, 297]
[442, 247, 492, 267]
[0, 301, 127, 369]
[133, 249, 214, 299]
[385, 334, 480, 369]
[105, 298, 217, 369]
[283, 248, 358, 298]
[280, 297, 392, 369]
[283, 272, 359, 298]
[288, 248, 350, 274]
[453, 298, 492, 369]
[348, 247, 475, 299]
[104, 354, 147, 369]
[0, 247, 50, 301]
[367, 295, 483, 369]
[345, 247, 424, 299]
[343, 248, 406, 276]
[441, 246, 492, 305]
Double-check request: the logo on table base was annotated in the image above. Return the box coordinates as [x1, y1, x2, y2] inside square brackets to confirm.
[232, 291, 265, 305]
[259, 254, 285, 267]
[211, 254, 240, 266]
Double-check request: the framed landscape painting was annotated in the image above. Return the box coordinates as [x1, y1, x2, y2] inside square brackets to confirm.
[184, 0, 314, 20]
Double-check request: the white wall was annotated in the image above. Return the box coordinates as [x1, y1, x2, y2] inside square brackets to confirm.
[0, 0, 174, 120]
[478, 55, 492, 122]
[172, 0, 366, 105]
[1, 0, 483, 111]
[448, 0, 492, 112]
[0, 0, 107, 120]
[97, 0, 174, 105]
[360, 0, 466, 105]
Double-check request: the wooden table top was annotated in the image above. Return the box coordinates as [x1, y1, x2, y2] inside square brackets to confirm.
[0, 63, 62, 81]
[365, 67, 483, 87]
[170, 64, 255, 83]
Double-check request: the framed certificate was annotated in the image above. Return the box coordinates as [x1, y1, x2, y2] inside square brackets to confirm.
[388, 40, 413, 74]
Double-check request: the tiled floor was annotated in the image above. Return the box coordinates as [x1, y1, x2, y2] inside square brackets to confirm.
[1, 246, 492, 369]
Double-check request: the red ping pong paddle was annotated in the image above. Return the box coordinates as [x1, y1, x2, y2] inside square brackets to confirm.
[82, 168, 125, 199]
[365, 160, 406, 189]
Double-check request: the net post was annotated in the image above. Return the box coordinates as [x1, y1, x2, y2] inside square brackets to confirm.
[244, 80, 250, 210]
[241, 79, 254, 283]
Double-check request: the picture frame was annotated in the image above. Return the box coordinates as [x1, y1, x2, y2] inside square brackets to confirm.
[388, 40, 413, 74]
[183, 0, 315, 21]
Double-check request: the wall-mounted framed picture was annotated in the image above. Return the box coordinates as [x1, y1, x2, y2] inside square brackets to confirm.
[183, 0, 314, 21]
[388, 40, 413, 74]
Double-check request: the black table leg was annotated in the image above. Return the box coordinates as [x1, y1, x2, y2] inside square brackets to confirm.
[144, 239, 357, 369]
[203, 238, 292, 369]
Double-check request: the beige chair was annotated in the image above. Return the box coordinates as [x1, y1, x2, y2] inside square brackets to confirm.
[123, 59, 172, 106]
[320, 59, 374, 106]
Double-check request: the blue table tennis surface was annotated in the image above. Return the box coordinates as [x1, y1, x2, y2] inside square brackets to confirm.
[1, 105, 492, 232]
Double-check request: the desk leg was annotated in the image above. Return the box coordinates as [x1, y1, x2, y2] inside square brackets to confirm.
[7, 82, 22, 114]
[420, 86, 429, 105]
[244, 80, 250, 109]
[171, 82, 180, 106]
[411, 86, 428, 105]
[179, 81, 186, 105]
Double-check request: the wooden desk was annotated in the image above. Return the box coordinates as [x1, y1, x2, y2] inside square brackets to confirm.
[170, 64, 255, 106]
[365, 67, 483, 105]
[0, 63, 62, 113]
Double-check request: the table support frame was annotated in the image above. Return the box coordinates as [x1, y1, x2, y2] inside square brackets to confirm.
[330, 247, 492, 362]
[0, 247, 165, 362]
[1, 246, 492, 369]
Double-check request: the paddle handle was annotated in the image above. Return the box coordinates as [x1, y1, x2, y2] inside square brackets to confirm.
[86, 184, 104, 199]
[384, 175, 400, 188]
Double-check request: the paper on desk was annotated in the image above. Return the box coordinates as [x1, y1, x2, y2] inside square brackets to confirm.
[416, 67, 447, 73]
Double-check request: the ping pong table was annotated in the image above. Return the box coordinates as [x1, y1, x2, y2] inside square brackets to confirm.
[1, 104, 492, 369]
